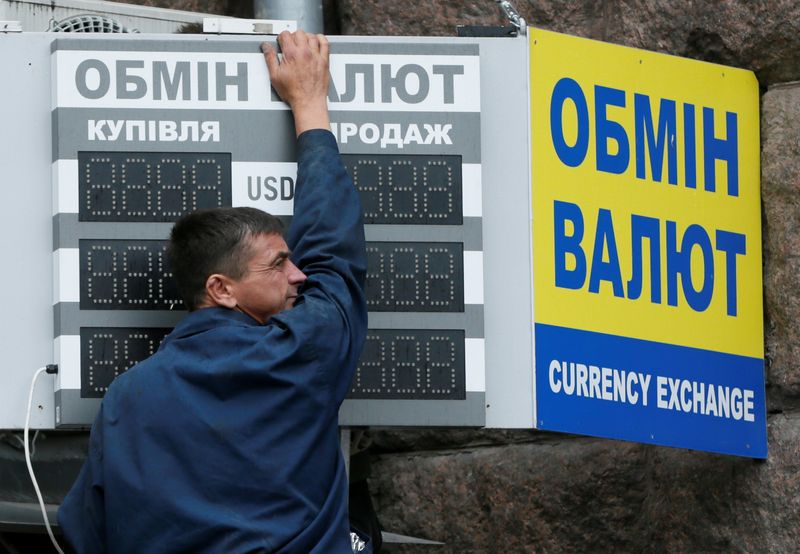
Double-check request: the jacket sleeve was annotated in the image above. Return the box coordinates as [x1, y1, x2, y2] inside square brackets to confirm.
[279, 129, 367, 400]
[57, 406, 107, 554]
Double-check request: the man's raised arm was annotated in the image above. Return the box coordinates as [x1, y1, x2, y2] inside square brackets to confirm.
[262, 32, 367, 396]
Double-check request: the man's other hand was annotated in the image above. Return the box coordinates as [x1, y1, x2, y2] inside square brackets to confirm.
[262, 31, 331, 136]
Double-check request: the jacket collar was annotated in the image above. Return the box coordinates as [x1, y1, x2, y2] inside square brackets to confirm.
[164, 307, 260, 343]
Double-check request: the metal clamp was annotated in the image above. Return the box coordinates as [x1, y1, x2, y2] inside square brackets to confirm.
[202, 18, 296, 35]
[495, 1, 527, 35]
[0, 21, 22, 33]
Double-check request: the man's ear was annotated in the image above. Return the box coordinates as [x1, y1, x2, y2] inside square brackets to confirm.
[204, 273, 238, 309]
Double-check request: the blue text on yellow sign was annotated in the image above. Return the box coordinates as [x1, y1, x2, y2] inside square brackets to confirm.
[530, 29, 765, 457]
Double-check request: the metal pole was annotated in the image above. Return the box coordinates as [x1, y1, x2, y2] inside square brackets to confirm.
[253, 0, 324, 33]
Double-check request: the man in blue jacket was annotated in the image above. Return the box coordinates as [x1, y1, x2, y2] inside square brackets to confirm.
[58, 30, 367, 553]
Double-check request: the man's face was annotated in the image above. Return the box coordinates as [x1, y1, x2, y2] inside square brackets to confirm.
[230, 233, 307, 324]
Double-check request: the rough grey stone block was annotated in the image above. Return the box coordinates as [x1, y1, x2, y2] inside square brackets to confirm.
[338, 0, 800, 86]
[762, 83, 800, 396]
[370, 413, 800, 552]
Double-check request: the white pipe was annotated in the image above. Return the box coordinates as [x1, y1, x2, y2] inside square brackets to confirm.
[253, 0, 323, 33]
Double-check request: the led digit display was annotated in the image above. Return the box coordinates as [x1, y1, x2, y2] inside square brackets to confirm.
[365, 242, 464, 312]
[80, 327, 172, 397]
[78, 152, 232, 222]
[79, 239, 182, 310]
[348, 330, 465, 399]
[344, 154, 463, 225]
[80, 239, 464, 313]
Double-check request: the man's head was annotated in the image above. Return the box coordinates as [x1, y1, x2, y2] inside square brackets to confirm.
[167, 207, 307, 323]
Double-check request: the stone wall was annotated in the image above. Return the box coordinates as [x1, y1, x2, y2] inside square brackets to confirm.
[96, 1, 800, 551]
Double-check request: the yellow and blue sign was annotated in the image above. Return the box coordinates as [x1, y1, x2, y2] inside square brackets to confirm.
[530, 29, 765, 457]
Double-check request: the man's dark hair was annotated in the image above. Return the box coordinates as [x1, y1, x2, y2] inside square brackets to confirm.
[167, 207, 284, 310]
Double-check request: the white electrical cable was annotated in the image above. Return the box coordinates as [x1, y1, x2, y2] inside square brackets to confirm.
[25, 366, 65, 554]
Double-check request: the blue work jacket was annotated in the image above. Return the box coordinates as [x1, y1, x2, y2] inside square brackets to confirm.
[58, 129, 367, 554]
